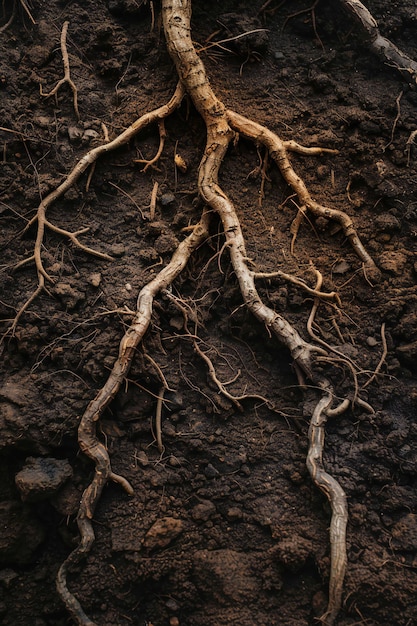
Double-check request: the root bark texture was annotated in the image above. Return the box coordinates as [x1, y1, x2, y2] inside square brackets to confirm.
[341, 0, 417, 87]
[306, 383, 348, 626]
[16, 1, 380, 624]
[57, 212, 211, 626]
[7, 83, 184, 335]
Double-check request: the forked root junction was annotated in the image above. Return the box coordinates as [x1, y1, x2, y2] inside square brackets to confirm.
[340, 0, 417, 87]
[57, 211, 211, 626]
[6, 83, 185, 336]
[164, 4, 363, 624]
[9, 1, 379, 624]
[40, 21, 80, 120]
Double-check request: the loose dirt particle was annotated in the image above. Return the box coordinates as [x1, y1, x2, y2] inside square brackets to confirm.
[142, 517, 184, 550]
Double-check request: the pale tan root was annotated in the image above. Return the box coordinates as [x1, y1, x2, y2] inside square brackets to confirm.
[163, 2, 368, 623]
[57, 211, 210, 626]
[155, 385, 166, 453]
[133, 119, 166, 171]
[226, 109, 380, 282]
[363, 322, 387, 388]
[406, 129, 417, 166]
[40, 22, 80, 120]
[306, 383, 348, 626]
[164, 288, 275, 412]
[51, 0, 380, 623]
[7, 83, 185, 335]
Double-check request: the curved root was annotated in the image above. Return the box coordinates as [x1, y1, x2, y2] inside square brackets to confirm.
[163, 2, 359, 623]
[51, 1, 379, 623]
[341, 0, 417, 87]
[7, 83, 185, 336]
[306, 382, 348, 626]
[57, 211, 210, 624]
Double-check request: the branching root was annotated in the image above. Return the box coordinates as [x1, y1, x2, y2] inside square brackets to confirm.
[340, 0, 417, 87]
[57, 210, 210, 626]
[163, 4, 372, 621]
[6, 83, 185, 336]
[40, 21, 80, 120]
[10, 1, 382, 624]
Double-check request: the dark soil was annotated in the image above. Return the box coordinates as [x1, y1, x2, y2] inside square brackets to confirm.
[1, 1, 417, 624]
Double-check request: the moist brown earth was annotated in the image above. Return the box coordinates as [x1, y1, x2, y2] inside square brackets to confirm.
[1, 1, 417, 624]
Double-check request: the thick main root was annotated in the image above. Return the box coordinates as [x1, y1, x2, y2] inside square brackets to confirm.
[8, 2, 381, 625]
[163, 3, 364, 623]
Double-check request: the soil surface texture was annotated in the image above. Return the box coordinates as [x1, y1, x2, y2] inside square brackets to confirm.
[1, 1, 417, 625]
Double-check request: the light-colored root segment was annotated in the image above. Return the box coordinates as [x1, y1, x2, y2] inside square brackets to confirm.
[57, 211, 210, 625]
[133, 119, 166, 171]
[8, 83, 184, 335]
[55, 1, 378, 623]
[226, 109, 380, 282]
[163, 2, 354, 623]
[306, 384, 348, 626]
[163, 1, 323, 378]
[40, 22, 80, 120]
[34, 80, 183, 225]
[340, 0, 417, 87]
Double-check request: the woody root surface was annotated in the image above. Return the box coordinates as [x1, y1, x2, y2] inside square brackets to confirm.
[4, 1, 384, 625]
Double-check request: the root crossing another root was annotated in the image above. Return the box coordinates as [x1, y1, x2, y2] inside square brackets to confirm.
[22, 1, 381, 623]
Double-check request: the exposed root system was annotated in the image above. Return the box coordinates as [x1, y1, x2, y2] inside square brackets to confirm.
[32, 1, 382, 624]
[5, 1, 415, 625]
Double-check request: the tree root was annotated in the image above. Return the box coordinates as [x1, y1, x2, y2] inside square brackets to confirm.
[163, 2, 373, 623]
[340, 0, 417, 88]
[406, 129, 417, 166]
[7, 1, 381, 623]
[133, 119, 166, 171]
[6, 83, 185, 336]
[40, 21, 80, 120]
[225, 109, 380, 283]
[306, 381, 348, 626]
[57, 210, 211, 626]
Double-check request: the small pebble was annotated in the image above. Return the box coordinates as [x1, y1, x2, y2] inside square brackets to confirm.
[15, 457, 73, 502]
[332, 259, 351, 275]
[67, 125, 83, 143]
[204, 463, 219, 479]
[0, 569, 18, 588]
[89, 272, 101, 287]
[135, 451, 149, 467]
[34, 116, 52, 129]
[165, 599, 179, 612]
[109, 243, 126, 257]
[142, 517, 184, 549]
[375, 213, 400, 233]
[366, 336, 378, 347]
[161, 192, 176, 206]
[82, 129, 99, 142]
[226, 507, 243, 521]
[192, 500, 216, 522]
